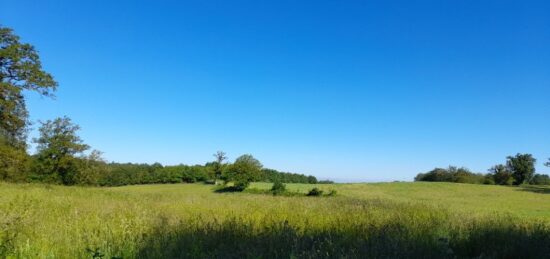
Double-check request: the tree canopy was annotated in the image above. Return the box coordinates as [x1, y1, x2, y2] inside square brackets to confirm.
[507, 153, 536, 185]
[0, 26, 57, 146]
[224, 154, 263, 190]
[33, 117, 90, 184]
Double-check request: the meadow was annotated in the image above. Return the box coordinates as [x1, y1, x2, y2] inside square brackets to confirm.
[2, 182, 550, 258]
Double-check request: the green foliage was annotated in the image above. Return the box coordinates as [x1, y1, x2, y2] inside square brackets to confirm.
[0, 136, 29, 182]
[212, 151, 227, 181]
[507, 153, 536, 185]
[261, 168, 317, 184]
[545, 158, 550, 168]
[32, 117, 90, 185]
[73, 150, 109, 186]
[416, 156, 547, 187]
[529, 174, 550, 185]
[489, 164, 515, 185]
[415, 166, 485, 184]
[270, 181, 286, 195]
[307, 187, 323, 196]
[0, 26, 57, 146]
[223, 154, 263, 190]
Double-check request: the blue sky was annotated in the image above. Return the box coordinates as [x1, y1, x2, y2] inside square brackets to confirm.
[2, 0, 549, 181]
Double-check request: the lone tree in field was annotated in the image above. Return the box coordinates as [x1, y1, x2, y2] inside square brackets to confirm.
[0, 26, 57, 147]
[506, 153, 536, 185]
[212, 151, 227, 184]
[224, 154, 263, 190]
[33, 117, 89, 185]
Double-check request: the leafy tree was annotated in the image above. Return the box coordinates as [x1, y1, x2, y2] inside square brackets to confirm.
[415, 166, 485, 184]
[545, 158, 550, 167]
[74, 150, 109, 185]
[307, 175, 318, 184]
[33, 117, 90, 185]
[489, 164, 514, 185]
[224, 154, 262, 190]
[0, 26, 57, 147]
[0, 134, 29, 182]
[212, 151, 227, 183]
[506, 153, 536, 185]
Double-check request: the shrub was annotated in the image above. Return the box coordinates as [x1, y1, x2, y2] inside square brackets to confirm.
[307, 188, 323, 196]
[327, 190, 337, 196]
[271, 181, 286, 195]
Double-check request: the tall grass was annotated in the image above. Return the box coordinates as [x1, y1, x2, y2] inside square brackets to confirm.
[1, 182, 550, 258]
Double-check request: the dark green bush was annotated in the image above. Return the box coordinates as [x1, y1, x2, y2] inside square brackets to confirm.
[271, 181, 286, 195]
[307, 188, 323, 196]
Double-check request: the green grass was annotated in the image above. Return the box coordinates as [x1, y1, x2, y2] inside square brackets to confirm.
[1, 182, 550, 258]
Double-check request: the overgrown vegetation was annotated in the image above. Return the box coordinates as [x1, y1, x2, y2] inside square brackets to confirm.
[1, 182, 550, 258]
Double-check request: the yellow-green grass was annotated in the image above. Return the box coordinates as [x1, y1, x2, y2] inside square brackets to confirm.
[1, 182, 550, 258]
[250, 182, 550, 219]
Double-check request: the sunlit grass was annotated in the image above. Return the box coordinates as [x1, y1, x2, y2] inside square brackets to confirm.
[1, 182, 550, 258]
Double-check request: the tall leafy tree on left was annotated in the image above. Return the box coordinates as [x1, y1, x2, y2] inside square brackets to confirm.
[0, 25, 58, 181]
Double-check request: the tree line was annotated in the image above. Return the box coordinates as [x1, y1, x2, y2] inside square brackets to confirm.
[415, 153, 550, 186]
[0, 25, 318, 187]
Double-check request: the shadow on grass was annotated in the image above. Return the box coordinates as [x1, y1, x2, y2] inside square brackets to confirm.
[136, 212, 550, 258]
[213, 186, 245, 193]
[518, 185, 550, 194]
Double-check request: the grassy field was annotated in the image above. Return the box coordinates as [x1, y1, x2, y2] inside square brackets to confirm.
[1, 182, 550, 258]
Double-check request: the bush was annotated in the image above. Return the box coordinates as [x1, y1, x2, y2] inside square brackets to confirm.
[327, 190, 337, 196]
[271, 181, 286, 195]
[307, 188, 323, 196]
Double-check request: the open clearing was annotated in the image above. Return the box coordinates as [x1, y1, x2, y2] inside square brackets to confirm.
[1, 182, 550, 258]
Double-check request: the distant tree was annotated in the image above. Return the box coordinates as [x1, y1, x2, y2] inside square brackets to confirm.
[0, 26, 57, 147]
[506, 153, 536, 185]
[212, 151, 227, 183]
[307, 175, 318, 184]
[489, 164, 514, 185]
[224, 154, 262, 190]
[415, 168, 452, 182]
[33, 117, 90, 185]
[415, 166, 485, 184]
[545, 158, 550, 167]
[530, 174, 550, 185]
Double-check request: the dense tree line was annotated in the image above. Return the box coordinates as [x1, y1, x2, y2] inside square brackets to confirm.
[94, 160, 318, 187]
[416, 153, 550, 186]
[0, 26, 317, 188]
[261, 169, 318, 184]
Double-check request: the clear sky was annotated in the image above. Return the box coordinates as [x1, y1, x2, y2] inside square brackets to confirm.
[1, 0, 549, 181]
